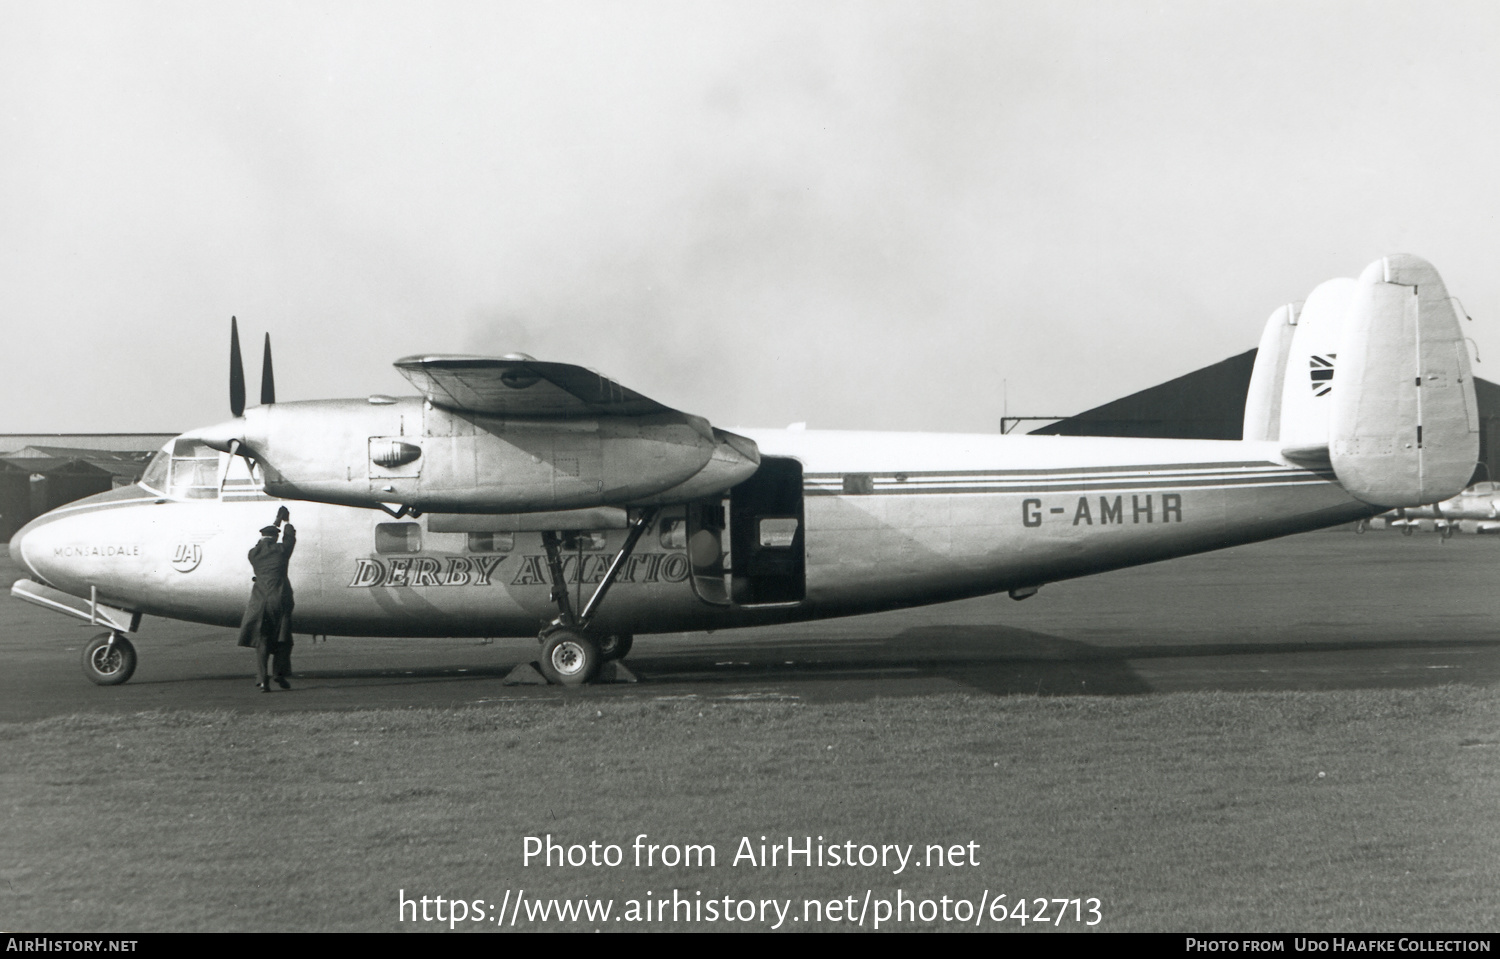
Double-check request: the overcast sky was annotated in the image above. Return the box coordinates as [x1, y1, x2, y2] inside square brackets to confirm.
[3, 1, 1498, 434]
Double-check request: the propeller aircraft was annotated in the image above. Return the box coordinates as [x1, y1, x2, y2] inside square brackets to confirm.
[10, 255, 1482, 686]
[1373, 481, 1500, 536]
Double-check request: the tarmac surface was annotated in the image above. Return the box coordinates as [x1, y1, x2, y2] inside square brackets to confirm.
[4, 529, 1499, 721]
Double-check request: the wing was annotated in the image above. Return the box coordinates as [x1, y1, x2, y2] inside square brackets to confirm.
[394, 354, 678, 417]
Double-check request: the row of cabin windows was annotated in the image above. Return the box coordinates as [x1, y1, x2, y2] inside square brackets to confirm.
[373, 525, 621, 555]
[374, 524, 518, 555]
[372, 518, 796, 554]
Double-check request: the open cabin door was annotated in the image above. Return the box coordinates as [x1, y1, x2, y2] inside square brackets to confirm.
[727, 456, 805, 605]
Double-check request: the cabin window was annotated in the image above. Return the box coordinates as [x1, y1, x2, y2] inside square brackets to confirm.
[466, 532, 514, 553]
[168, 439, 222, 499]
[562, 532, 608, 551]
[375, 523, 421, 554]
[758, 517, 800, 548]
[842, 473, 875, 494]
[658, 518, 687, 549]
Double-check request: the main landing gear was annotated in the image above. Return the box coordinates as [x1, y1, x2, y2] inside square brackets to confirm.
[532, 509, 655, 686]
[597, 632, 633, 661]
[82, 631, 137, 686]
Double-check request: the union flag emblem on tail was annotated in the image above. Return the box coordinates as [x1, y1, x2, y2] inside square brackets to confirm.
[1309, 354, 1336, 396]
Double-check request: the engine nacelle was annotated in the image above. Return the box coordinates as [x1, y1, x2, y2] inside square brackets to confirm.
[185, 397, 760, 514]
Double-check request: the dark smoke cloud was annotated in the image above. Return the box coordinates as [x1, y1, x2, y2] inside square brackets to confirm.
[2, 2, 1498, 432]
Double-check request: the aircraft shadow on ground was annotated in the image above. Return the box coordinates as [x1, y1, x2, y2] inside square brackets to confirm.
[630, 625, 1152, 696]
[143, 625, 1500, 698]
[631, 625, 1500, 697]
[158, 663, 525, 687]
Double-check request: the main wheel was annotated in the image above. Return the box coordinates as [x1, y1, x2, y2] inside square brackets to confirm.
[82, 632, 137, 686]
[539, 629, 600, 686]
[598, 633, 634, 662]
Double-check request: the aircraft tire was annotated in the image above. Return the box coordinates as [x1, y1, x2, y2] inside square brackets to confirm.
[539, 629, 600, 686]
[598, 633, 633, 662]
[82, 632, 137, 686]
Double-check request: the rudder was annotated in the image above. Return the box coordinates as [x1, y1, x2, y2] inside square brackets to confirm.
[1328, 255, 1478, 507]
[1242, 302, 1300, 442]
[1277, 277, 1357, 458]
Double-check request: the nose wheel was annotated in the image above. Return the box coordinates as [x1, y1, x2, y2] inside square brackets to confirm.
[82, 631, 137, 686]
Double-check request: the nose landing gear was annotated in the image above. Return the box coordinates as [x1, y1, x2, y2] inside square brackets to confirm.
[82, 631, 137, 686]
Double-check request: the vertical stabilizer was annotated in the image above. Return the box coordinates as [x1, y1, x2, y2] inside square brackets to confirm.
[1278, 277, 1357, 456]
[1328, 255, 1478, 507]
[1242, 302, 1299, 441]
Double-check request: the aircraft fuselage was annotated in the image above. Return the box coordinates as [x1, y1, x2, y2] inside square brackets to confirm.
[10, 430, 1373, 639]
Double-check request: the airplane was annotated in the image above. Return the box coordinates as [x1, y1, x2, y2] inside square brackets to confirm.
[1370, 481, 1500, 536]
[8, 254, 1482, 687]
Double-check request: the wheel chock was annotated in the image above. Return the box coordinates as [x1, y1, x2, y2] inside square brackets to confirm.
[503, 659, 638, 685]
[596, 661, 638, 684]
[502, 661, 549, 685]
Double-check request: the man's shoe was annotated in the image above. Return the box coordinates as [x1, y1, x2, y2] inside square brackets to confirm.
[257, 682, 270, 692]
[275, 677, 290, 690]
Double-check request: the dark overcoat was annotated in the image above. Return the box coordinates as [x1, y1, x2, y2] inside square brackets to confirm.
[235, 526, 296, 649]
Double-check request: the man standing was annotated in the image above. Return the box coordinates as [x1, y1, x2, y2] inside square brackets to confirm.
[237, 505, 296, 691]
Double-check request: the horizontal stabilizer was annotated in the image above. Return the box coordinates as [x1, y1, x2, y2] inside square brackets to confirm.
[1328, 255, 1478, 507]
[1281, 445, 1332, 471]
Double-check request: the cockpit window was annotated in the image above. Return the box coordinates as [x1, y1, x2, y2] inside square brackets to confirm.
[140, 449, 170, 493]
[147, 439, 264, 500]
[168, 439, 222, 499]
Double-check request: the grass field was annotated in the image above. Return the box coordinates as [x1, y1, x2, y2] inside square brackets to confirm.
[4, 687, 1497, 932]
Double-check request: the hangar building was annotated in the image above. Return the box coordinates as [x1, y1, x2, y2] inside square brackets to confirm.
[0, 434, 175, 542]
[1033, 350, 1500, 486]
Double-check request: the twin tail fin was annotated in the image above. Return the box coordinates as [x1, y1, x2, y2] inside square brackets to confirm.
[1243, 255, 1478, 508]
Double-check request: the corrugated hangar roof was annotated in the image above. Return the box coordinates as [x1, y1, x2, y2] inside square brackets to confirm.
[1033, 349, 1500, 485]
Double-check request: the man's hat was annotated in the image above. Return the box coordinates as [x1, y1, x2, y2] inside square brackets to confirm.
[259, 525, 280, 537]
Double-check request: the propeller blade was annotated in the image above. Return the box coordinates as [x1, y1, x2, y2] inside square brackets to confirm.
[260, 333, 276, 405]
[229, 316, 245, 418]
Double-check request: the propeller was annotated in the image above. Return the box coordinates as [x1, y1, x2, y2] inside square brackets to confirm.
[261, 333, 276, 405]
[229, 316, 246, 417]
[224, 318, 277, 464]
[229, 318, 277, 414]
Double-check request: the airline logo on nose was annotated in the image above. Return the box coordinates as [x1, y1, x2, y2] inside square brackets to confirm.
[171, 543, 202, 572]
[1310, 354, 1336, 396]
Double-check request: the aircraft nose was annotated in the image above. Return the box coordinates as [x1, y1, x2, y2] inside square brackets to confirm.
[9, 512, 46, 580]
